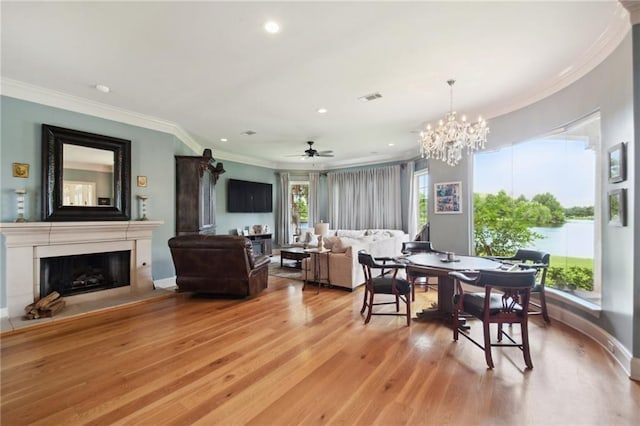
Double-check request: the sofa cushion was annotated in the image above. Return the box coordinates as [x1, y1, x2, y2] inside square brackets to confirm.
[332, 237, 361, 253]
[336, 230, 367, 239]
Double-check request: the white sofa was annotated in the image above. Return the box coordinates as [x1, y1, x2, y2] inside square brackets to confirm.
[301, 229, 410, 290]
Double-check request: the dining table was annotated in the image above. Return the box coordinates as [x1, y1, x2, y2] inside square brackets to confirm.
[401, 252, 504, 322]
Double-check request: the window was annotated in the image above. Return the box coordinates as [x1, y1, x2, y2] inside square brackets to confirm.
[473, 112, 601, 305]
[63, 180, 96, 206]
[415, 171, 429, 229]
[290, 181, 309, 234]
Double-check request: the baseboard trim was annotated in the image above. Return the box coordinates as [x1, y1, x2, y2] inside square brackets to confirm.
[548, 304, 633, 379]
[630, 357, 640, 382]
[154, 276, 177, 289]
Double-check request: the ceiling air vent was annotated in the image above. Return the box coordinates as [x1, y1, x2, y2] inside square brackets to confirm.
[242, 130, 257, 136]
[358, 92, 382, 102]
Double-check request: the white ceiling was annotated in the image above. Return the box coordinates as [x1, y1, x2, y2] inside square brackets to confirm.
[0, 1, 630, 170]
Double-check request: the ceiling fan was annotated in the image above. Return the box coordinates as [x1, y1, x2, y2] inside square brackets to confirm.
[292, 141, 334, 158]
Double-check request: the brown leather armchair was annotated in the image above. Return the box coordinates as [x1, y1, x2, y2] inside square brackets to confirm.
[168, 234, 269, 297]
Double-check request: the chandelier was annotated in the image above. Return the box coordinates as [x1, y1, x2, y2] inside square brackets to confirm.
[419, 79, 489, 166]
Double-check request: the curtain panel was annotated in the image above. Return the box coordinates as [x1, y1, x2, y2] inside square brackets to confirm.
[277, 172, 290, 246]
[406, 160, 418, 239]
[308, 172, 320, 226]
[327, 165, 402, 230]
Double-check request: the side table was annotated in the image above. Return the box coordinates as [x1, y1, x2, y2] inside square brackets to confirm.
[303, 248, 331, 294]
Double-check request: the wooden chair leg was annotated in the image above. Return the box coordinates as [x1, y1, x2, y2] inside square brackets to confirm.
[360, 287, 368, 314]
[395, 295, 399, 312]
[364, 291, 374, 324]
[539, 290, 550, 323]
[522, 320, 533, 369]
[410, 276, 416, 301]
[406, 296, 411, 326]
[484, 321, 494, 369]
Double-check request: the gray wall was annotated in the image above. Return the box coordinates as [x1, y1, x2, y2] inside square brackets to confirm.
[429, 33, 635, 353]
[0, 96, 278, 309]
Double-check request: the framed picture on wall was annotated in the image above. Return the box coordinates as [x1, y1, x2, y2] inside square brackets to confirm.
[434, 181, 462, 214]
[608, 188, 626, 226]
[607, 142, 626, 183]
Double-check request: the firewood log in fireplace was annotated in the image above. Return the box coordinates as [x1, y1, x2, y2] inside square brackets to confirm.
[23, 291, 66, 320]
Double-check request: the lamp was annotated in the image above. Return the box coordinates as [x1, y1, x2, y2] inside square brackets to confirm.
[419, 79, 489, 166]
[314, 221, 330, 251]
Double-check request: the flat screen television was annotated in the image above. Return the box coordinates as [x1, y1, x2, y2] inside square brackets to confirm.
[227, 178, 273, 213]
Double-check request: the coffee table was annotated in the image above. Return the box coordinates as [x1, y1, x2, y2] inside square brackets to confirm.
[280, 247, 310, 269]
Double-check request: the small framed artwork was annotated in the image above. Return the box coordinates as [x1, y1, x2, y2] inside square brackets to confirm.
[608, 142, 626, 183]
[608, 189, 626, 226]
[236, 228, 243, 236]
[12, 163, 29, 178]
[242, 229, 249, 236]
[434, 181, 462, 214]
[137, 176, 148, 187]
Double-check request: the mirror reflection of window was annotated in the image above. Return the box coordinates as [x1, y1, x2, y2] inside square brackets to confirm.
[62, 144, 114, 206]
[63, 181, 96, 206]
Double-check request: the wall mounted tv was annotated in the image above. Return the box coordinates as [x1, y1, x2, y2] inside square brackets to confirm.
[227, 179, 273, 213]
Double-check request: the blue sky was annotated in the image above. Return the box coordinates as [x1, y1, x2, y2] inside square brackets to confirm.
[474, 138, 596, 207]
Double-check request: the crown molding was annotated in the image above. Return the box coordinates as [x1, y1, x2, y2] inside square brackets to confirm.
[621, 1, 640, 25]
[0, 77, 201, 154]
[484, 3, 630, 121]
[0, 78, 417, 171]
[0, 78, 280, 169]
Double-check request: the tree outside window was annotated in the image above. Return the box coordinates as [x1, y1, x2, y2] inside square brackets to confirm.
[473, 112, 600, 304]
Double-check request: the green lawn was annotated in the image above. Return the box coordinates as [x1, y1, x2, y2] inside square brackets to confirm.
[549, 255, 593, 268]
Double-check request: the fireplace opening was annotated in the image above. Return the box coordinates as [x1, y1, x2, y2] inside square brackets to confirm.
[40, 250, 131, 298]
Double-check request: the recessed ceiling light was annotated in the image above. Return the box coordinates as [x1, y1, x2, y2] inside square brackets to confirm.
[220, 138, 228, 142]
[317, 108, 328, 114]
[388, 143, 395, 146]
[95, 84, 110, 93]
[264, 21, 280, 34]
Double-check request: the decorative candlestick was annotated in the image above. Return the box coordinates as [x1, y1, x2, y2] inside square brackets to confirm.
[137, 195, 149, 221]
[15, 189, 26, 222]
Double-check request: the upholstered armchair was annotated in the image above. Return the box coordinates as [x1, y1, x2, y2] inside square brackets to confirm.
[168, 234, 270, 297]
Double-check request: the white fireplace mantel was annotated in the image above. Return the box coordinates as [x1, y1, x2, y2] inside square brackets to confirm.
[0, 221, 163, 318]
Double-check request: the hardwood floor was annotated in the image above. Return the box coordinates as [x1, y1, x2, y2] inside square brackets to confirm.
[2, 276, 639, 425]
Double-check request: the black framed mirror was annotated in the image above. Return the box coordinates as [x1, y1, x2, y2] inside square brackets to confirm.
[42, 124, 131, 221]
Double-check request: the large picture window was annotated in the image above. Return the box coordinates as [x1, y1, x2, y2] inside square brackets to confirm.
[473, 112, 601, 304]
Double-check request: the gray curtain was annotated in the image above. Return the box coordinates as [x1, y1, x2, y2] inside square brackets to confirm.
[308, 172, 320, 226]
[278, 172, 290, 246]
[327, 164, 402, 230]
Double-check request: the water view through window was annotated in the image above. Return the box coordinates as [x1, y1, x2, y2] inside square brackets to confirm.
[474, 113, 600, 304]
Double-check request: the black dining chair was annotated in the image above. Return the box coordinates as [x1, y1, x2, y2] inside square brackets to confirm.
[358, 250, 412, 326]
[402, 241, 444, 300]
[450, 268, 537, 369]
[490, 249, 551, 323]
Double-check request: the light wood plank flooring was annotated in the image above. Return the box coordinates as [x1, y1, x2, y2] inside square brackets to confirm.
[2, 276, 639, 425]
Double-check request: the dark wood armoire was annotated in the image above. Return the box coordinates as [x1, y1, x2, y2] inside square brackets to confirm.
[175, 149, 225, 235]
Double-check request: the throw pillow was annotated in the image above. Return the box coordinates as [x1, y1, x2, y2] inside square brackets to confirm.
[323, 235, 339, 249]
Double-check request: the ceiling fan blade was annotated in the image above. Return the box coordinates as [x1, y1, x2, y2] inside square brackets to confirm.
[315, 153, 335, 157]
[317, 150, 334, 155]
